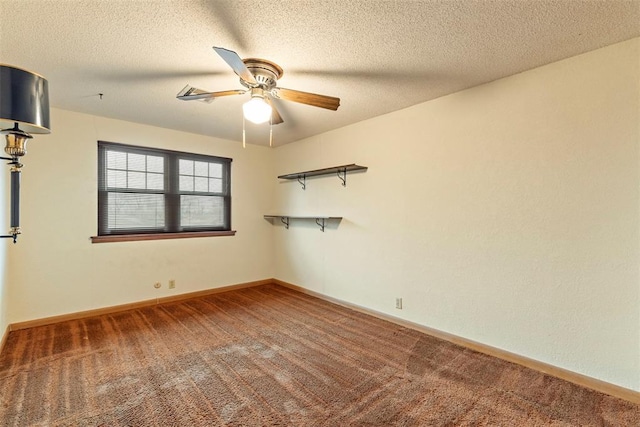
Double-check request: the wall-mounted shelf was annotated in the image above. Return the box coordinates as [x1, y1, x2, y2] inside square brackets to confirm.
[264, 215, 342, 232]
[278, 164, 368, 190]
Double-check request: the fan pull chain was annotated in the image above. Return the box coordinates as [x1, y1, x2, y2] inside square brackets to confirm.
[269, 115, 273, 147]
[242, 115, 246, 148]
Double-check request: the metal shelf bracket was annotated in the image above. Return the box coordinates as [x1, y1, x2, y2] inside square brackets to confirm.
[337, 168, 347, 186]
[297, 175, 306, 190]
[315, 218, 326, 232]
[280, 216, 290, 229]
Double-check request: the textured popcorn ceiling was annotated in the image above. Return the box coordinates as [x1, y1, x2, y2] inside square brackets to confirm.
[1, 0, 639, 146]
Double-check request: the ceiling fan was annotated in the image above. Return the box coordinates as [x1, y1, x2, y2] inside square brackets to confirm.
[177, 47, 340, 126]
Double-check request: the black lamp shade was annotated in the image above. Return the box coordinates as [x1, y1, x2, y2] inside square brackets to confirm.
[0, 65, 50, 134]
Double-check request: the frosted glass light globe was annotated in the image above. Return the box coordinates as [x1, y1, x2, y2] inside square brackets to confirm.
[243, 97, 272, 124]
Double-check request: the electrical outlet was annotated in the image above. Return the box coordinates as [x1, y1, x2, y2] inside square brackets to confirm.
[169, 279, 175, 289]
[154, 282, 161, 289]
[395, 298, 403, 309]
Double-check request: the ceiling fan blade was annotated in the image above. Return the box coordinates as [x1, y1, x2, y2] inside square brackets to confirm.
[271, 87, 340, 111]
[265, 97, 284, 125]
[177, 85, 246, 102]
[213, 46, 257, 85]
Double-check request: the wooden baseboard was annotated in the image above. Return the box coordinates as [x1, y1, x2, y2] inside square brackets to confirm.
[273, 279, 640, 404]
[10, 279, 273, 331]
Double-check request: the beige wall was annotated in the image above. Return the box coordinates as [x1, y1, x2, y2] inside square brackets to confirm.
[7, 110, 275, 322]
[273, 38, 640, 390]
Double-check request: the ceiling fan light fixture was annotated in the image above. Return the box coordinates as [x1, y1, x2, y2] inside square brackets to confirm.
[179, 47, 340, 131]
[243, 91, 272, 124]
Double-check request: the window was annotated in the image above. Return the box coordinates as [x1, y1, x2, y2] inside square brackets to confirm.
[94, 141, 233, 242]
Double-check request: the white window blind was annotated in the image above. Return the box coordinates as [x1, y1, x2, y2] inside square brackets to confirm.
[98, 141, 231, 235]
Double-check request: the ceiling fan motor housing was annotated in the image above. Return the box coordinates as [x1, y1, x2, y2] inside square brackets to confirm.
[241, 58, 283, 90]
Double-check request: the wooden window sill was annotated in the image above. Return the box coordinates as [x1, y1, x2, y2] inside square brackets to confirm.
[91, 230, 236, 243]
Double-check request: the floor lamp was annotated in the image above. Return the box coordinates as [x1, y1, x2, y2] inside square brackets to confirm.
[0, 65, 51, 243]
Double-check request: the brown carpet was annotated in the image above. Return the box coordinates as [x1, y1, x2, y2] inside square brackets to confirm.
[0, 284, 638, 426]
